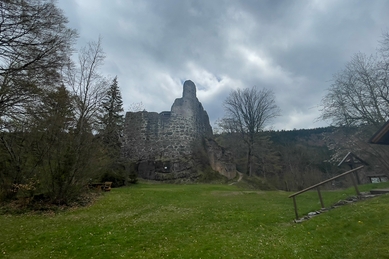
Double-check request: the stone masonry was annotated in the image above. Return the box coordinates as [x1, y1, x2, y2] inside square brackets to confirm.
[122, 80, 236, 181]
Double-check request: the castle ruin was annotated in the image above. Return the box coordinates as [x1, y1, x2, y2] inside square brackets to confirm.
[122, 80, 236, 181]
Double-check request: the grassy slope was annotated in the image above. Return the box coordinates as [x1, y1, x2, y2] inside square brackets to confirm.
[1, 182, 389, 259]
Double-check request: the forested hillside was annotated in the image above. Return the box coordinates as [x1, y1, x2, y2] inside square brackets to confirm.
[215, 125, 389, 191]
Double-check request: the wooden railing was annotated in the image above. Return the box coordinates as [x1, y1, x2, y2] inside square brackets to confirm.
[288, 165, 364, 220]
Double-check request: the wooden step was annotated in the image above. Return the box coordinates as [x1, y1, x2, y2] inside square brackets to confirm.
[370, 189, 389, 194]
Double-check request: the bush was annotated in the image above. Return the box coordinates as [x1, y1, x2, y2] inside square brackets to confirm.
[197, 166, 228, 183]
[100, 172, 125, 188]
[125, 162, 138, 184]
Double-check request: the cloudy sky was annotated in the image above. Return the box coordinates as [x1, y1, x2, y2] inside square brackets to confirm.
[57, 0, 389, 130]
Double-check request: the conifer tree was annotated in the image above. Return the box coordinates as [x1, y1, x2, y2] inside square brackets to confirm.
[98, 76, 124, 157]
[97, 77, 134, 186]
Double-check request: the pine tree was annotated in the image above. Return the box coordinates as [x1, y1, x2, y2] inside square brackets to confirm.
[97, 77, 134, 186]
[98, 76, 124, 156]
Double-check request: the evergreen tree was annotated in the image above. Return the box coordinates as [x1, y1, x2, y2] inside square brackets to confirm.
[98, 76, 124, 156]
[97, 77, 133, 186]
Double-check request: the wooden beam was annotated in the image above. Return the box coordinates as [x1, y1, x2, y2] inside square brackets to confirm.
[289, 165, 364, 198]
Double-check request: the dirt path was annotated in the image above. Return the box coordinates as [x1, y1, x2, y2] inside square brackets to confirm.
[229, 171, 243, 185]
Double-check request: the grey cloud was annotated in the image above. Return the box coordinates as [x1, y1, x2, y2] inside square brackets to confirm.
[57, 0, 389, 130]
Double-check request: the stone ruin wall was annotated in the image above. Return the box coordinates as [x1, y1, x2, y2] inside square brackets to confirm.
[122, 80, 236, 180]
[122, 111, 209, 160]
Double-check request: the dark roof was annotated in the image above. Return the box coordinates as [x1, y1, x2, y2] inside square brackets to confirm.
[365, 173, 387, 177]
[369, 121, 389, 145]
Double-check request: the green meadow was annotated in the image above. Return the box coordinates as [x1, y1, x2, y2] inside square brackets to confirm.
[1, 182, 389, 259]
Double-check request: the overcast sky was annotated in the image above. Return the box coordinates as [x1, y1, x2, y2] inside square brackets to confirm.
[57, 0, 389, 131]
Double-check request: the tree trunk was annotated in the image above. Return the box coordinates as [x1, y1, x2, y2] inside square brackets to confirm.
[247, 144, 253, 176]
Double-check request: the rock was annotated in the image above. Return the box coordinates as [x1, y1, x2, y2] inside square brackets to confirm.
[362, 194, 376, 198]
[333, 200, 347, 206]
[204, 138, 236, 179]
[308, 211, 321, 216]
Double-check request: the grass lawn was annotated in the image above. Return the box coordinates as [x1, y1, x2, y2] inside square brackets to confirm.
[1, 182, 389, 258]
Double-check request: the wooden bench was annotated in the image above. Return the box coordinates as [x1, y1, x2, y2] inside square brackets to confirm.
[103, 182, 112, 192]
[90, 182, 112, 192]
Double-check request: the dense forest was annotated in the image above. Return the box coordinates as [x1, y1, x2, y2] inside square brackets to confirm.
[215, 125, 389, 191]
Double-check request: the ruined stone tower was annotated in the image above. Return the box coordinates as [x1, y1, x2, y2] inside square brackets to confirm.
[122, 80, 236, 181]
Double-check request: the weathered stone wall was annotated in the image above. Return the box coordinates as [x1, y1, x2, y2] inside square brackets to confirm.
[122, 80, 212, 160]
[122, 112, 198, 159]
[122, 80, 236, 180]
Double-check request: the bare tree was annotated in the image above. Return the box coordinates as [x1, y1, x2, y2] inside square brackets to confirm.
[223, 87, 280, 176]
[380, 32, 389, 59]
[320, 33, 389, 129]
[215, 118, 240, 134]
[60, 38, 109, 192]
[0, 0, 77, 118]
[127, 102, 144, 112]
[319, 33, 389, 181]
[66, 38, 108, 133]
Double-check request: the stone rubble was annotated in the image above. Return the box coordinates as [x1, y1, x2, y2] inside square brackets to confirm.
[293, 192, 383, 223]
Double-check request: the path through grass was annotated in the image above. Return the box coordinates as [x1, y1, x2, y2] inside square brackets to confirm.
[1, 183, 389, 258]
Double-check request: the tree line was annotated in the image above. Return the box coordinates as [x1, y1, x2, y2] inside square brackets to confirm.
[0, 0, 133, 205]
